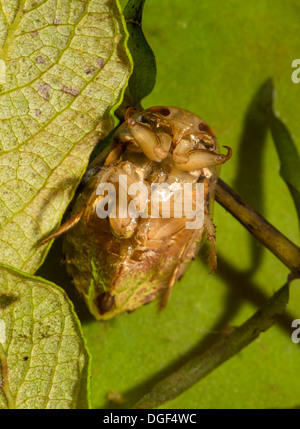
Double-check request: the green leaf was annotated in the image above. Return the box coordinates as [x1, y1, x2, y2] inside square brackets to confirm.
[262, 81, 300, 232]
[39, 0, 300, 410]
[0, 0, 131, 273]
[0, 264, 90, 409]
[122, 0, 156, 109]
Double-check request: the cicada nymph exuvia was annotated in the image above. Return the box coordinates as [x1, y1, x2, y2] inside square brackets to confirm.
[41, 106, 232, 319]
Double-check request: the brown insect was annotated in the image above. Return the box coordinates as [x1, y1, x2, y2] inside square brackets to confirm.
[41, 106, 232, 319]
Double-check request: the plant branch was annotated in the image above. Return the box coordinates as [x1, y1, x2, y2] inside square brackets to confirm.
[133, 282, 289, 409]
[215, 178, 300, 276]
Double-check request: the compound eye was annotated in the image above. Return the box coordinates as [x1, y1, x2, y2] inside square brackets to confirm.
[147, 106, 171, 117]
[198, 122, 216, 139]
[196, 122, 217, 148]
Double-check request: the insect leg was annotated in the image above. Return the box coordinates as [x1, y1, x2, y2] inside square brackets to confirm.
[104, 144, 124, 166]
[125, 108, 172, 162]
[203, 213, 217, 272]
[38, 206, 85, 247]
[108, 162, 150, 238]
[174, 146, 232, 171]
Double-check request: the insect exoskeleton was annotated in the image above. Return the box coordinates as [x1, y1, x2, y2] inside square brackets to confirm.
[41, 106, 232, 320]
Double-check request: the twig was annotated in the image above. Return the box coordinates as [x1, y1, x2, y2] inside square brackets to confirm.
[215, 178, 300, 276]
[133, 283, 289, 409]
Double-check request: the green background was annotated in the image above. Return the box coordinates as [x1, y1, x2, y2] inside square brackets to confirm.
[38, 0, 300, 408]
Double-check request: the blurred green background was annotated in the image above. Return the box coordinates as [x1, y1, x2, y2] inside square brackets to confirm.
[38, 0, 300, 408]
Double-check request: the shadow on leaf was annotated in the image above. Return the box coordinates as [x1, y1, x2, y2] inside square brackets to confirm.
[233, 79, 273, 274]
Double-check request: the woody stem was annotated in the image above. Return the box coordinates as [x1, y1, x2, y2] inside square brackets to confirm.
[215, 178, 300, 276]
